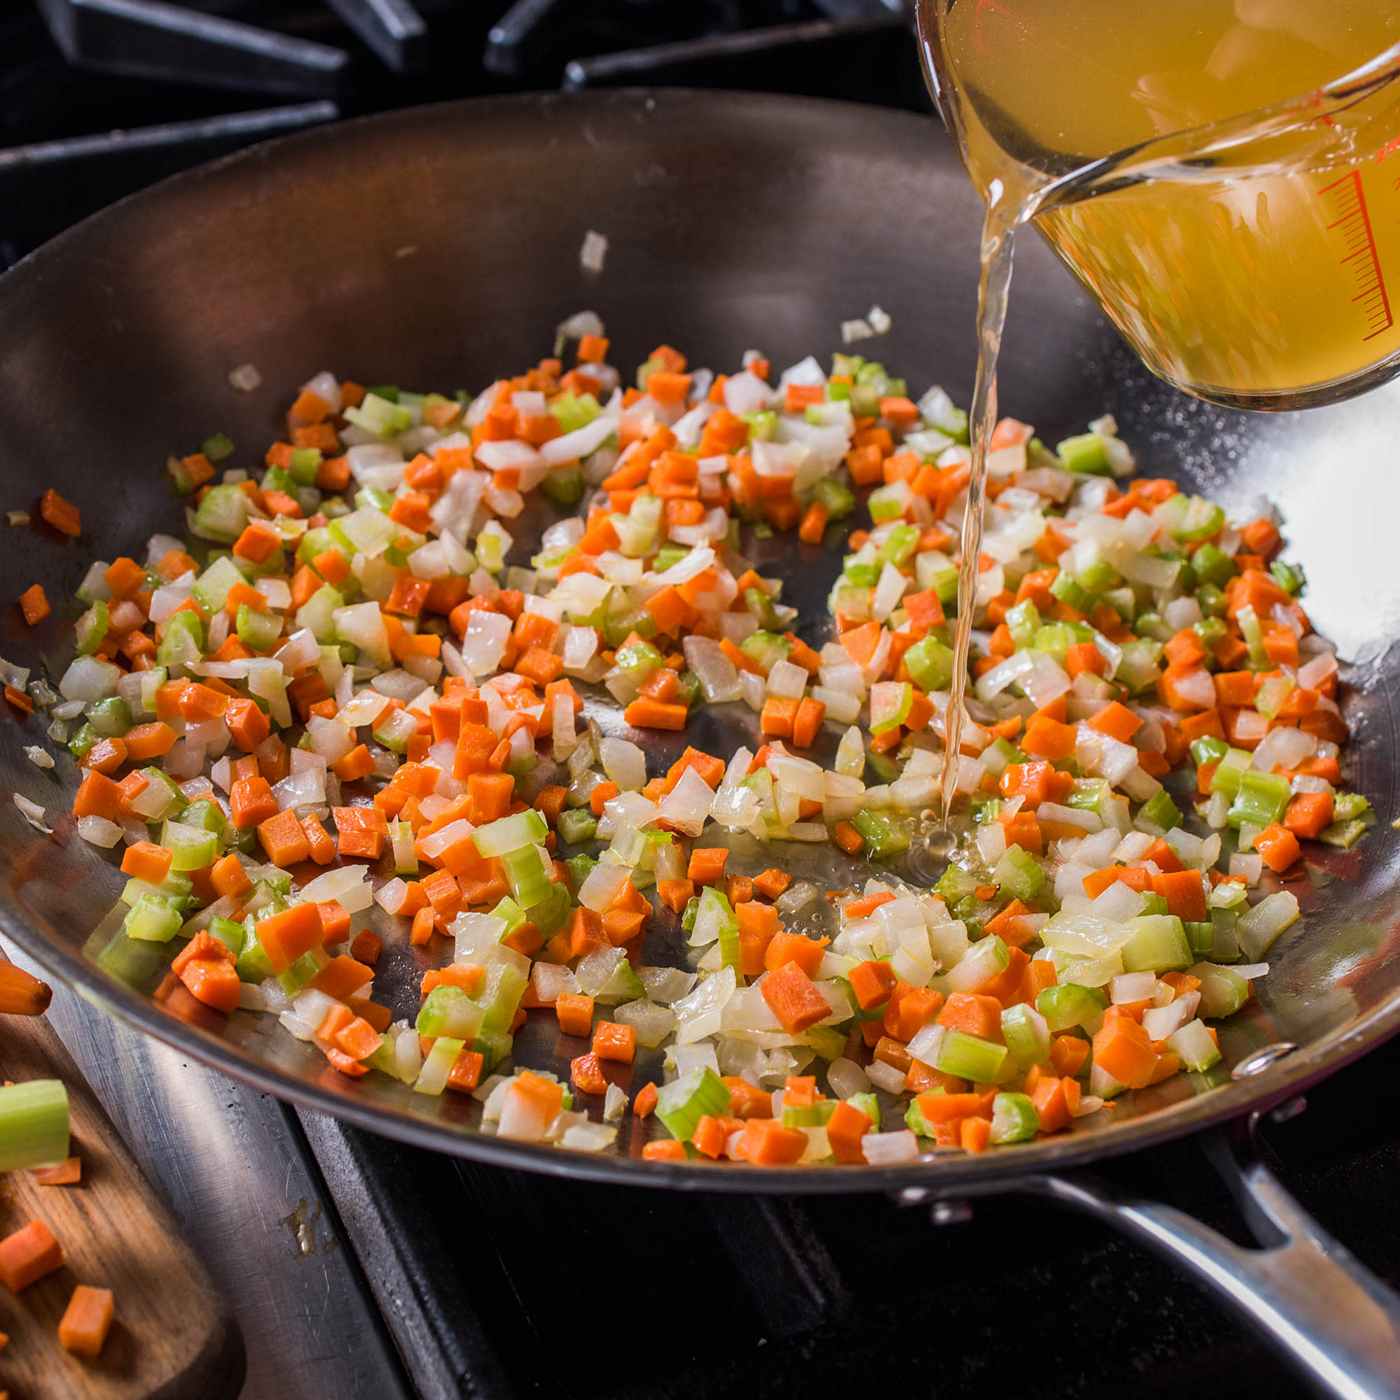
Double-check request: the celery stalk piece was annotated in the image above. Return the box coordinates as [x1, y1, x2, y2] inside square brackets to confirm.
[1035, 982, 1108, 1034]
[473, 809, 549, 858]
[123, 892, 183, 943]
[990, 1091, 1040, 1144]
[416, 986, 485, 1040]
[934, 1029, 1008, 1083]
[413, 1036, 466, 1096]
[0, 1080, 70, 1170]
[655, 1067, 730, 1142]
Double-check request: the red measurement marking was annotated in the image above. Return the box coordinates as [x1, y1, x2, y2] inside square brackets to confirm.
[1319, 169, 1393, 342]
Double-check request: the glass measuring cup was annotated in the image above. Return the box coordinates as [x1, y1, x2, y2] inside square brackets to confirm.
[917, 1, 1400, 411]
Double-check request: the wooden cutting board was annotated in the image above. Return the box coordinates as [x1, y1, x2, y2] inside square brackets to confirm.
[0, 991, 243, 1399]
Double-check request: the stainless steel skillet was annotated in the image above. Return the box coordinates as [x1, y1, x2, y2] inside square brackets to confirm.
[2, 89, 1399, 1395]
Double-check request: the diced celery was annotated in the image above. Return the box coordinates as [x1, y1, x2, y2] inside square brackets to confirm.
[656, 1067, 730, 1142]
[1227, 770, 1290, 829]
[852, 809, 910, 861]
[501, 845, 554, 910]
[1050, 571, 1093, 612]
[157, 609, 204, 669]
[848, 1091, 881, 1129]
[813, 475, 855, 520]
[0, 1080, 70, 1171]
[161, 818, 220, 872]
[87, 695, 131, 737]
[1191, 962, 1251, 1018]
[557, 809, 597, 846]
[1035, 982, 1107, 1033]
[123, 893, 183, 943]
[191, 555, 247, 615]
[739, 630, 789, 675]
[75, 600, 109, 656]
[1120, 915, 1192, 973]
[1001, 1003, 1052, 1067]
[474, 809, 549, 858]
[413, 1036, 466, 1097]
[935, 1029, 1008, 1083]
[208, 915, 247, 959]
[1192, 543, 1237, 588]
[236, 603, 282, 652]
[1168, 1019, 1221, 1072]
[990, 1091, 1040, 1143]
[549, 391, 601, 434]
[1138, 789, 1182, 832]
[192, 483, 252, 542]
[904, 635, 954, 693]
[1056, 433, 1112, 475]
[1006, 599, 1041, 650]
[417, 986, 485, 1040]
[993, 846, 1044, 901]
[783, 1098, 838, 1129]
[935, 863, 980, 905]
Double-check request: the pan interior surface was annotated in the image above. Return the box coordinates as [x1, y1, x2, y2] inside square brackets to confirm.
[1, 89, 1398, 1192]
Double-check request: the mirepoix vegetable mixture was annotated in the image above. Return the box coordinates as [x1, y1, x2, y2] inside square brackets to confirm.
[8, 315, 1372, 1168]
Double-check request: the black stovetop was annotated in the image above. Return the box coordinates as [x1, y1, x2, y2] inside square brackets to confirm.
[7, 6, 1395, 1396]
[313, 1036, 1399, 1400]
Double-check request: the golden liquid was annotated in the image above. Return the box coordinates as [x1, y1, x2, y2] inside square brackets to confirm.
[922, 0, 1400, 406]
[917, 2, 1400, 837]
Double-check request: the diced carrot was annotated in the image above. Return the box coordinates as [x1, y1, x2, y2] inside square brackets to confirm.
[39, 488, 81, 537]
[1049, 1034, 1090, 1077]
[225, 696, 271, 751]
[72, 769, 125, 822]
[209, 852, 252, 899]
[333, 743, 376, 782]
[30, 1156, 82, 1186]
[1081, 865, 1152, 898]
[885, 986, 945, 1042]
[642, 1139, 687, 1162]
[687, 847, 729, 884]
[255, 902, 324, 972]
[57, 1283, 115, 1359]
[229, 775, 278, 829]
[1021, 714, 1077, 760]
[961, 1117, 993, 1153]
[0, 1219, 63, 1292]
[937, 991, 1003, 1041]
[123, 721, 177, 760]
[592, 1020, 637, 1064]
[762, 929, 827, 977]
[554, 991, 595, 1038]
[333, 804, 388, 860]
[623, 697, 688, 731]
[1284, 790, 1334, 840]
[738, 1118, 807, 1166]
[848, 959, 899, 1011]
[1091, 1010, 1157, 1088]
[1254, 822, 1302, 873]
[179, 957, 242, 1014]
[824, 1100, 871, 1164]
[657, 878, 695, 913]
[309, 954, 375, 1001]
[120, 840, 172, 884]
[18, 583, 50, 625]
[791, 696, 826, 749]
[256, 807, 310, 866]
[760, 962, 832, 1033]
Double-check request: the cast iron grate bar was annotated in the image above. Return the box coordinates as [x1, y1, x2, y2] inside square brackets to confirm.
[35, 0, 352, 95]
[35, 0, 436, 89]
[324, 0, 429, 72]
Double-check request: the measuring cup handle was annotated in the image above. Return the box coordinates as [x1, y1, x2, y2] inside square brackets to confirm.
[1020, 1124, 1400, 1400]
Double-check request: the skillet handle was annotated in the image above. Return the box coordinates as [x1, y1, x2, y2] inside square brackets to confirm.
[1010, 1124, 1400, 1400]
